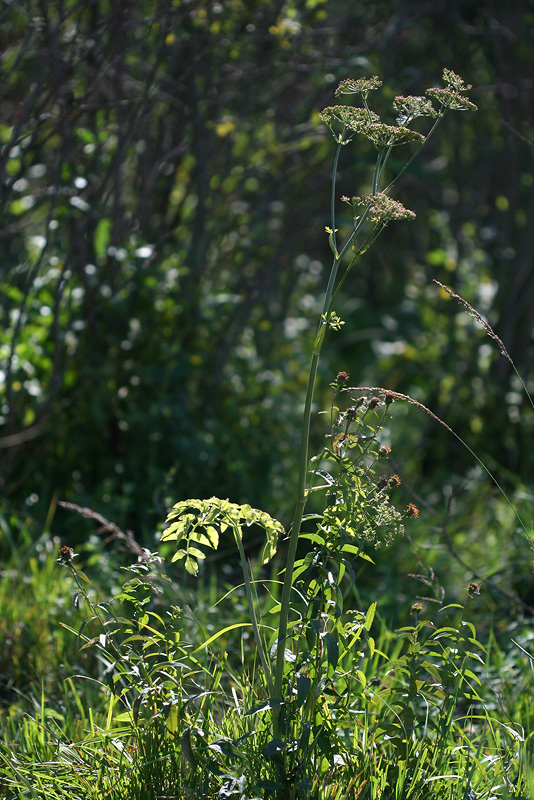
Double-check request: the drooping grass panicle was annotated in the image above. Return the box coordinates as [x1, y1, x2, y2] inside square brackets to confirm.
[345, 386, 530, 539]
[434, 279, 534, 412]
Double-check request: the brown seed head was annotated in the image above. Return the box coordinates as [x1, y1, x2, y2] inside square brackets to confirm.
[57, 545, 76, 564]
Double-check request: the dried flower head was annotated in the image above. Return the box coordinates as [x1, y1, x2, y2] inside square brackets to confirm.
[335, 76, 382, 98]
[405, 503, 420, 518]
[57, 545, 76, 565]
[336, 371, 349, 385]
[468, 581, 481, 596]
[389, 474, 401, 487]
[350, 193, 416, 224]
[367, 396, 381, 409]
[384, 392, 395, 405]
[379, 444, 392, 457]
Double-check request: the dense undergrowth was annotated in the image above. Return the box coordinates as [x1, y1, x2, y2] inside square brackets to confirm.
[1, 515, 534, 799]
[2, 70, 534, 800]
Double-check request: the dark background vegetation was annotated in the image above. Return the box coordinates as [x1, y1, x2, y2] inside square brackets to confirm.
[1, 1, 533, 610]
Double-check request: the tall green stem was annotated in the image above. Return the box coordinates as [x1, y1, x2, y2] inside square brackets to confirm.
[272, 137, 345, 729]
[234, 525, 275, 696]
[271, 135, 373, 755]
[272, 140, 385, 732]
[272, 105, 445, 744]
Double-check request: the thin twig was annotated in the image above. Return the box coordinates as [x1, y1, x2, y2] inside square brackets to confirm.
[58, 500, 146, 559]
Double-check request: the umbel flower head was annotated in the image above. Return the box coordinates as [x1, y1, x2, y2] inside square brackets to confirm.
[364, 122, 425, 148]
[344, 192, 416, 224]
[319, 105, 379, 140]
[426, 68, 478, 112]
[393, 95, 437, 125]
[442, 68, 472, 92]
[335, 76, 382, 99]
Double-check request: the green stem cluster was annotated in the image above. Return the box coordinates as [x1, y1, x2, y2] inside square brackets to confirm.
[272, 112, 446, 743]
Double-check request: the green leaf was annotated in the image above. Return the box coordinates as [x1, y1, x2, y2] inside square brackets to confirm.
[327, 227, 339, 258]
[245, 698, 284, 716]
[462, 668, 482, 684]
[204, 525, 219, 548]
[323, 632, 338, 669]
[164, 702, 179, 734]
[300, 532, 326, 545]
[364, 602, 377, 631]
[114, 711, 135, 724]
[162, 497, 282, 566]
[185, 556, 198, 576]
[296, 675, 311, 707]
[187, 546, 206, 560]
[265, 738, 285, 756]
[355, 669, 366, 688]
[191, 622, 250, 654]
[180, 730, 197, 768]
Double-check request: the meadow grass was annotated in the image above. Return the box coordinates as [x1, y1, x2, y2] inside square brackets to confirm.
[2, 70, 534, 799]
